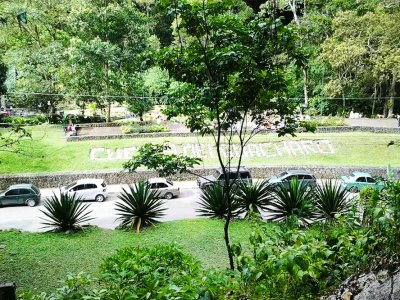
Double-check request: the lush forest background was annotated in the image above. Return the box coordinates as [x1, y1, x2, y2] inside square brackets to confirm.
[0, 0, 399, 120]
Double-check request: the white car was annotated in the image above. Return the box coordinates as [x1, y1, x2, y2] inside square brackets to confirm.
[61, 179, 108, 202]
[145, 178, 180, 199]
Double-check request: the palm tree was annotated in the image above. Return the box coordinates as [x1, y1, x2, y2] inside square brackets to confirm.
[268, 179, 315, 225]
[115, 182, 166, 232]
[314, 180, 350, 222]
[196, 184, 241, 219]
[236, 180, 273, 218]
[40, 192, 93, 232]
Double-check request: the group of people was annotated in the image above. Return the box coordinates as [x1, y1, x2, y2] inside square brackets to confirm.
[66, 122, 77, 137]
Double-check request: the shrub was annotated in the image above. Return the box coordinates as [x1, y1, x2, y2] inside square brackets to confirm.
[100, 244, 206, 299]
[196, 184, 241, 219]
[299, 120, 318, 132]
[313, 181, 351, 222]
[121, 124, 168, 134]
[236, 180, 273, 217]
[268, 179, 315, 225]
[40, 192, 93, 232]
[315, 116, 345, 126]
[0, 115, 48, 125]
[115, 182, 166, 232]
[231, 221, 373, 299]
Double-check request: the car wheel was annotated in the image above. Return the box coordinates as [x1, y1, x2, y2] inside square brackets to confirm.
[349, 186, 359, 193]
[26, 199, 36, 207]
[164, 192, 173, 200]
[95, 194, 105, 202]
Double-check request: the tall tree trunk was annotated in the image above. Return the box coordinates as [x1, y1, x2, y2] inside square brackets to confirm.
[372, 84, 376, 116]
[303, 68, 309, 107]
[289, 0, 309, 106]
[106, 101, 111, 122]
[388, 73, 396, 118]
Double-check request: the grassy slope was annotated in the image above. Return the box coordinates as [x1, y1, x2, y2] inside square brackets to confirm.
[0, 125, 399, 174]
[0, 219, 257, 293]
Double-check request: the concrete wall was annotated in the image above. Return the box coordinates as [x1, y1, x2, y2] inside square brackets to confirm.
[0, 166, 398, 189]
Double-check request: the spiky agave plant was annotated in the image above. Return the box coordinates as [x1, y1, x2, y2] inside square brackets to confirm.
[40, 192, 93, 232]
[236, 180, 274, 217]
[196, 183, 241, 219]
[268, 179, 315, 225]
[115, 182, 166, 232]
[314, 180, 351, 222]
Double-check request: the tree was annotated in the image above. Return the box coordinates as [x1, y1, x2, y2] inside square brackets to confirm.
[66, 0, 150, 122]
[124, 0, 298, 270]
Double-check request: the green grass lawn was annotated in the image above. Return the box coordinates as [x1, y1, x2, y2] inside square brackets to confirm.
[0, 125, 399, 174]
[0, 219, 258, 293]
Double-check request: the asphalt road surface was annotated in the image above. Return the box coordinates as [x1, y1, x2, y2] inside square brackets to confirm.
[0, 181, 203, 232]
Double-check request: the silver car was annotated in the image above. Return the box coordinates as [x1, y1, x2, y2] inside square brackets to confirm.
[145, 178, 180, 199]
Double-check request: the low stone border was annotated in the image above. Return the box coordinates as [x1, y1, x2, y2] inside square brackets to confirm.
[0, 166, 398, 189]
[67, 126, 400, 141]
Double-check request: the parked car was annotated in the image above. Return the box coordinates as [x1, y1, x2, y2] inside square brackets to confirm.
[0, 184, 41, 207]
[267, 170, 317, 189]
[340, 172, 385, 193]
[61, 179, 108, 202]
[197, 167, 253, 189]
[145, 178, 180, 199]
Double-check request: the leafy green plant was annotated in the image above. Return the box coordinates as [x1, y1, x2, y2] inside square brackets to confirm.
[196, 184, 241, 219]
[100, 244, 205, 299]
[315, 116, 345, 126]
[115, 182, 166, 232]
[236, 180, 273, 217]
[268, 179, 315, 225]
[299, 120, 318, 132]
[121, 124, 168, 134]
[314, 181, 351, 222]
[40, 192, 93, 232]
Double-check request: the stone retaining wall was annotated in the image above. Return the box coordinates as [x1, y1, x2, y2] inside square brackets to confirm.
[1, 166, 398, 189]
[67, 126, 400, 141]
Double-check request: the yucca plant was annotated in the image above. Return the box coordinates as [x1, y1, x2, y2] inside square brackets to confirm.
[314, 180, 351, 222]
[40, 192, 93, 232]
[268, 179, 315, 225]
[115, 182, 166, 232]
[196, 184, 241, 219]
[236, 180, 273, 217]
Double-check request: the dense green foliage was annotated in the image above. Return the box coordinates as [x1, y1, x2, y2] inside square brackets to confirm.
[1, 0, 399, 117]
[18, 177, 400, 298]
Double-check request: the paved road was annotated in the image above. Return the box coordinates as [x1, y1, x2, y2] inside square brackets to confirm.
[0, 181, 203, 232]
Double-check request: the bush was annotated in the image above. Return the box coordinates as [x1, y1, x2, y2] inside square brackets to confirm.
[115, 182, 166, 232]
[121, 124, 168, 134]
[231, 222, 373, 299]
[299, 120, 318, 132]
[100, 244, 206, 299]
[0, 115, 48, 125]
[196, 184, 241, 219]
[63, 114, 106, 124]
[315, 116, 345, 126]
[40, 192, 94, 232]
[236, 180, 273, 217]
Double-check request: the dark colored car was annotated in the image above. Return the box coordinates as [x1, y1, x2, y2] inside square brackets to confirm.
[0, 184, 41, 207]
[267, 170, 317, 189]
[197, 167, 253, 189]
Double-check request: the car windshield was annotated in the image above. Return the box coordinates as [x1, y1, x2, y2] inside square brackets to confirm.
[65, 181, 77, 190]
[167, 180, 173, 186]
